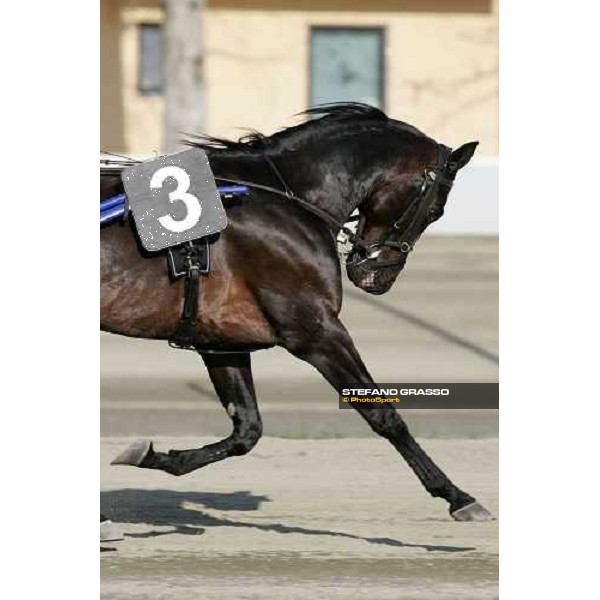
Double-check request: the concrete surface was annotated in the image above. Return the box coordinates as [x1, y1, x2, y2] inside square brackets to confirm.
[101, 437, 498, 600]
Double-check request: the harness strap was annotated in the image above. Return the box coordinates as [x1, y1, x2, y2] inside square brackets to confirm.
[169, 243, 204, 350]
[263, 154, 294, 199]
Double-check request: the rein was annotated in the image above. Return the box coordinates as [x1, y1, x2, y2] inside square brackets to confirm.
[212, 175, 365, 245]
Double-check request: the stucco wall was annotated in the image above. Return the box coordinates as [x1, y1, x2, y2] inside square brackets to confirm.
[101, 0, 497, 156]
[101, 0, 126, 150]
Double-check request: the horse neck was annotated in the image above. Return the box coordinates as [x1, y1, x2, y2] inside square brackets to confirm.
[272, 141, 387, 225]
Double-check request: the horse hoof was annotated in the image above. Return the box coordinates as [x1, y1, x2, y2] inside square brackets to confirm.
[451, 501, 495, 522]
[100, 519, 124, 542]
[111, 439, 152, 466]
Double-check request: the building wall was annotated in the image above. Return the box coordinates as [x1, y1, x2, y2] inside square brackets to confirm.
[101, 0, 497, 156]
[101, 0, 164, 153]
[101, 0, 125, 151]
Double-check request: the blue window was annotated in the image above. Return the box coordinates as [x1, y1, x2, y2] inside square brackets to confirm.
[310, 27, 384, 109]
[139, 24, 164, 95]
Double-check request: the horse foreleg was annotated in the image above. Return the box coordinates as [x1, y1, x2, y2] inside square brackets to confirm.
[111, 352, 262, 476]
[283, 315, 492, 521]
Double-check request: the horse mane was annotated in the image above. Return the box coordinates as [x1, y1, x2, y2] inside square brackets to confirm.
[99, 103, 426, 184]
[183, 102, 423, 155]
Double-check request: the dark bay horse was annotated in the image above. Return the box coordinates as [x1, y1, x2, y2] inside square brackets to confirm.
[101, 103, 491, 521]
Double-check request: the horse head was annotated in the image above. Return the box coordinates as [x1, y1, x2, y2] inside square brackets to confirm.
[346, 140, 478, 295]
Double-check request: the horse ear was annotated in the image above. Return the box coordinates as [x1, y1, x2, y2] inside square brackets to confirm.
[448, 141, 478, 172]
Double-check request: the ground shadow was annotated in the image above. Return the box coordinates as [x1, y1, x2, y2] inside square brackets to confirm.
[101, 489, 474, 553]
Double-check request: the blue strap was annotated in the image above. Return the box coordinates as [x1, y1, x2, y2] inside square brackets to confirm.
[100, 185, 250, 226]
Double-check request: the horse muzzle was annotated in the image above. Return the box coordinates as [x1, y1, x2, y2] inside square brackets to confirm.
[345, 248, 406, 295]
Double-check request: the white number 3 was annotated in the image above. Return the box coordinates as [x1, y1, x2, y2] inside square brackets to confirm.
[150, 166, 202, 233]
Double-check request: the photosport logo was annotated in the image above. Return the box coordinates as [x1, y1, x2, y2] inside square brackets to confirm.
[338, 384, 499, 409]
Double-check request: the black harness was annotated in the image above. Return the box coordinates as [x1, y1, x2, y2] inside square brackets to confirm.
[167, 239, 211, 350]
[156, 143, 454, 349]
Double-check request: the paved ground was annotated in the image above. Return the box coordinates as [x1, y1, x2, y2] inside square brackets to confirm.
[101, 236, 498, 599]
[101, 437, 498, 600]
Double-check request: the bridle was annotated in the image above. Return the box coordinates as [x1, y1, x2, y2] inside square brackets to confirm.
[212, 143, 455, 270]
[348, 143, 455, 269]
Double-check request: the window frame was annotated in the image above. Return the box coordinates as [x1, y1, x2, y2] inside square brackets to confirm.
[308, 25, 387, 112]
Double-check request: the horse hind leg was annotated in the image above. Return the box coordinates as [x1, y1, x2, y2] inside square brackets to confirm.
[111, 352, 262, 476]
